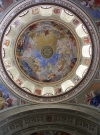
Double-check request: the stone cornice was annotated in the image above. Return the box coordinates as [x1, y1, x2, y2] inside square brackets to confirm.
[0, 104, 100, 135]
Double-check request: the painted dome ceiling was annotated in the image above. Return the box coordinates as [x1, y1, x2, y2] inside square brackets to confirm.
[15, 20, 78, 83]
[0, 0, 99, 103]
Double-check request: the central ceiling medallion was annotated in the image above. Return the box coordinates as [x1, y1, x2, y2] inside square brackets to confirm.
[41, 46, 53, 59]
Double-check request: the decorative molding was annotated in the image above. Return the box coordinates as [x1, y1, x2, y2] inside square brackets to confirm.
[0, 104, 100, 135]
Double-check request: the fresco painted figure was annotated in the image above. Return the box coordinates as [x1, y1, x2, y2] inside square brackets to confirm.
[0, 84, 18, 110]
[84, 90, 100, 108]
[28, 131, 72, 135]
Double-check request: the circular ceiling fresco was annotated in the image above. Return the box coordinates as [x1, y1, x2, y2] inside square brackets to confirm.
[15, 20, 78, 83]
[0, 0, 99, 103]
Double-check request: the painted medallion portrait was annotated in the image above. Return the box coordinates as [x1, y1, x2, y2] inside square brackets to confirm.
[15, 21, 78, 83]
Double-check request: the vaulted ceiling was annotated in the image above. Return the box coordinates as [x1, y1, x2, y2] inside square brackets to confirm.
[0, 0, 100, 135]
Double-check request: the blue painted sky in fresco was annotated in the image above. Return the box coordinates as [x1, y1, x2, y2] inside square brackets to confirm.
[79, 0, 100, 19]
[87, 7, 100, 19]
[32, 50, 61, 66]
